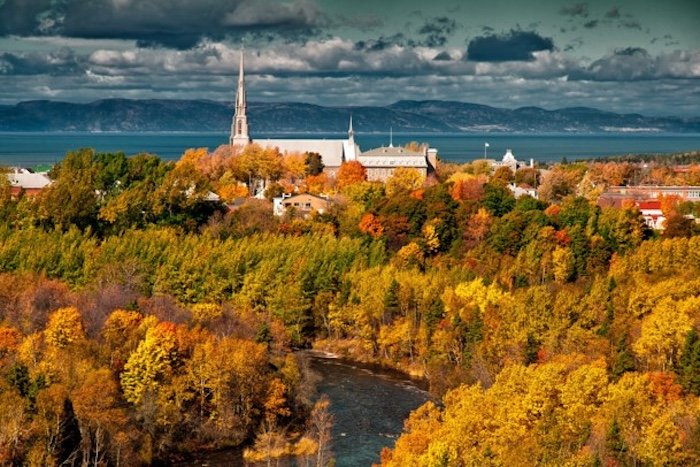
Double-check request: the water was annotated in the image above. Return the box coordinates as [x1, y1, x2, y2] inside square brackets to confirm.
[305, 354, 430, 467]
[1, 132, 699, 167]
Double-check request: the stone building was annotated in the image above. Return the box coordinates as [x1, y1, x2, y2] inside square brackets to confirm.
[358, 145, 436, 182]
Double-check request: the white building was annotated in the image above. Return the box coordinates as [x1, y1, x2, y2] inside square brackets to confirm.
[6, 168, 52, 195]
[229, 51, 359, 175]
[490, 149, 533, 172]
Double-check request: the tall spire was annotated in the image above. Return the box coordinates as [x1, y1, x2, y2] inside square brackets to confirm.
[230, 47, 250, 146]
[389, 126, 394, 148]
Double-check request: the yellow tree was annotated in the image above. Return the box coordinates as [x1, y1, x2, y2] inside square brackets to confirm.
[385, 168, 425, 197]
[120, 322, 177, 405]
[44, 307, 85, 349]
[633, 297, 692, 371]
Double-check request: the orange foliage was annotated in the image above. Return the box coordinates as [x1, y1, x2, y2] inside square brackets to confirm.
[450, 175, 487, 201]
[544, 204, 561, 218]
[648, 372, 683, 403]
[359, 213, 384, 238]
[659, 194, 682, 218]
[304, 173, 332, 194]
[554, 229, 571, 246]
[336, 161, 367, 189]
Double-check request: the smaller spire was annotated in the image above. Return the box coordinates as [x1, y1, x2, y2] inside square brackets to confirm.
[389, 126, 394, 148]
[348, 114, 354, 136]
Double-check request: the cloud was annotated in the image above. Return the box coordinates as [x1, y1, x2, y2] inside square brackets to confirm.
[619, 19, 642, 30]
[417, 16, 457, 48]
[0, 0, 329, 49]
[605, 6, 621, 18]
[433, 51, 452, 61]
[583, 20, 598, 29]
[570, 48, 700, 81]
[466, 30, 554, 62]
[559, 3, 589, 18]
[223, 0, 326, 27]
[0, 48, 85, 75]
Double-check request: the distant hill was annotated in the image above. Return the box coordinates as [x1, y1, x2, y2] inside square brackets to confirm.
[0, 98, 698, 133]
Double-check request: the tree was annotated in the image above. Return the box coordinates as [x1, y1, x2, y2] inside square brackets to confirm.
[482, 183, 515, 217]
[308, 395, 334, 467]
[633, 298, 692, 371]
[305, 152, 325, 176]
[39, 148, 99, 230]
[491, 166, 514, 185]
[44, 307, 85, 349]
[663, 214, 694, 238]
[385, 168, 425, 197]
[336, 161, 367, 189]
[679, 329, 700, 395]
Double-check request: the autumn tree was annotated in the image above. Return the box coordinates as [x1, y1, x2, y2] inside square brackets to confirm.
[385, 168, 425, 197]
[336, 161, 367, 189]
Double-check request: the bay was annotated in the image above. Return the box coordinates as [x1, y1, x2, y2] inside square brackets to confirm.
[1, 132, 699, 167]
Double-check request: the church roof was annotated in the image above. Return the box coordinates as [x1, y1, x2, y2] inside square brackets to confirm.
[256, 139, 348, 167]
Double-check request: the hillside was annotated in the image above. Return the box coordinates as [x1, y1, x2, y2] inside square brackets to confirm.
[0, 98, 698, 133]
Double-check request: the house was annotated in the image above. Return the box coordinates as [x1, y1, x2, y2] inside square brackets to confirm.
[6, 168, 52, 196]
[273, 193, 331, 217]
[637, 200, 665, 230]
[508, 183, 538, 199]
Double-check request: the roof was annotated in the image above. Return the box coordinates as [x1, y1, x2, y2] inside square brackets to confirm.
[358, 145, 428, 169]
[283, 193, 330, 202]
[637, 200, 661, 210]
[361, 146, 424, 157]
[7, 169, 52, 189]
[256, 139, 348, 168]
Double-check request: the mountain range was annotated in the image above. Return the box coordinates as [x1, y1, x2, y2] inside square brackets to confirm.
[0, 99, 698, 133]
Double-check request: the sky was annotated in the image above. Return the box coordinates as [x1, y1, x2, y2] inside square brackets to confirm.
[0, 0, 699, 116]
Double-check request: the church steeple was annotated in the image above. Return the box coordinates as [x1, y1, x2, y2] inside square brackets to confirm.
[230, 49, 250, 146]
[348, 114, 354, 142]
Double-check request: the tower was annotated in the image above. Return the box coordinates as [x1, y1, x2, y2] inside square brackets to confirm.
[348, 114, 355, 145]
[230, 49, 250, 147]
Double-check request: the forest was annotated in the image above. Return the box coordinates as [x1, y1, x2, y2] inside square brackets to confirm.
[2, 144, 700, 465]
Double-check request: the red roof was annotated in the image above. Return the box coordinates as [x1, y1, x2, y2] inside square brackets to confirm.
[637, 200, 661, 210]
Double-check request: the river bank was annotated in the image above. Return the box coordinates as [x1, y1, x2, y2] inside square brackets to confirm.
[301, 351, 430, 466]
[175, 351, 430, 466]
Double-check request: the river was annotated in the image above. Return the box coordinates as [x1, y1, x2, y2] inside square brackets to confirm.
[305, 353, 430, 466]
[179, 352, 430, 466]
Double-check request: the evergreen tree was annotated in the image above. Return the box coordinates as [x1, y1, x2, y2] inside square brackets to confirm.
[679, 328, 700, 395]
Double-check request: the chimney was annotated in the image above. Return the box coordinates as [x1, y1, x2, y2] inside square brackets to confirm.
[427, 148, 438, 172]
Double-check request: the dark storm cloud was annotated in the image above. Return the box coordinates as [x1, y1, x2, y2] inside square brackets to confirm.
[605, 6, 621, 18]
[467, 30, 554, 62]
[583, 20, 598, 29]
[417, 17, 457, 48]
[0, 0, 327, 49]
[559, 3, 589, 17]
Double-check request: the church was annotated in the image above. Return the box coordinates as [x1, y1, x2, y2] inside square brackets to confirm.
[229, 52, 358, 177]
[228, 51, 435, 181]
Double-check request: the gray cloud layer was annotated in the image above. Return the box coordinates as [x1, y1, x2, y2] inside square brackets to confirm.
[0, 0, 328, 48]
